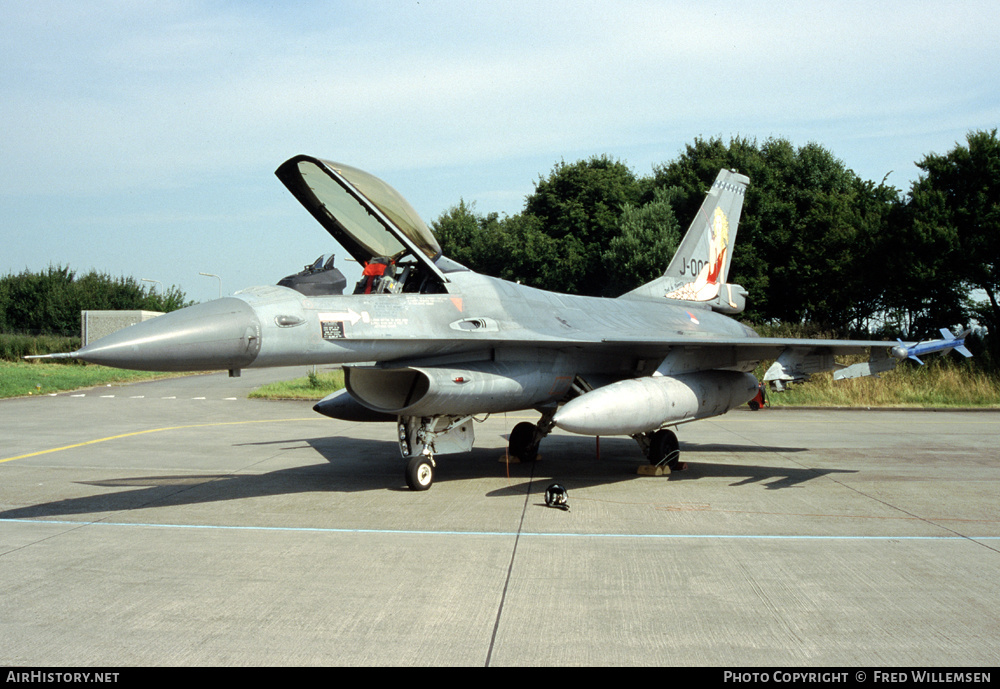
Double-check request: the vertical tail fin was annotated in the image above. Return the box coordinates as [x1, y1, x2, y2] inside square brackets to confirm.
[622, 169, 749, 312]
[664, 169, 749, 287]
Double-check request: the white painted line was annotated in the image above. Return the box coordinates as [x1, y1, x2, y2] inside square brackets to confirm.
[5, 518, 1000, 542]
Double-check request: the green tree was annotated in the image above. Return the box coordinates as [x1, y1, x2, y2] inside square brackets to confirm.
[602, 186, 683, 295]
[433, 202, 565, 291]
[0, 266, 76, 335]
[906, 129, 1000, 335]
[431, 200, 505, 275]
[871, 185, 968, 337]
[653, 137, 897, 331]
[0, 266, 191, 336]
[495, 213, 565, 290]
[523, 155, 647, 296]
[431, 137, 990, 344]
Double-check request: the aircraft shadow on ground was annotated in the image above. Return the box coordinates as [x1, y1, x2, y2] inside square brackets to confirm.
[0, 434, 852, 520]
[483, 436, 855, 497]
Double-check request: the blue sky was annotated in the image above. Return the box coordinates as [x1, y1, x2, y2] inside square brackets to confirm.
[3, 0, 998, 303]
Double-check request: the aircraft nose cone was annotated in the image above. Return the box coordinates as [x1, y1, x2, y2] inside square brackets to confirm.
[75, 297, 262, 371]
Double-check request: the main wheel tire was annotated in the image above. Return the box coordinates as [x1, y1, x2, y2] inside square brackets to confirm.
[648, 429, 680, 467]
[508, 422, 539, 462]
[405, 455, 434, 491]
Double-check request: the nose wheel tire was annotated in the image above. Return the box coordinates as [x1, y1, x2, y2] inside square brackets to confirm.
[405, 455, 434, 491]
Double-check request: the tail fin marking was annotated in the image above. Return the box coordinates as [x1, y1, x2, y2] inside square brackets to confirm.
[623, 169, 749, 310]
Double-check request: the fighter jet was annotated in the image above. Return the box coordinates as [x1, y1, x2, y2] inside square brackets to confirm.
[41, 156, 970, 490]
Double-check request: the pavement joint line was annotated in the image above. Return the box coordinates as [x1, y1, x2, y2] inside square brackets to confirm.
[486, 450, 535, 666]
[3, 518, 999, 540]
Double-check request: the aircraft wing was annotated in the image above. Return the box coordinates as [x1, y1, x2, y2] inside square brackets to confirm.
[602, 334, 898, 390]
[598, 335, 885, 354]
[366, 328, 902, 392]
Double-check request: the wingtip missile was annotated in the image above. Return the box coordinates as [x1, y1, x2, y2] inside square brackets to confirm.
[942, 328, 974, 358]
[890, 328, 973, 365]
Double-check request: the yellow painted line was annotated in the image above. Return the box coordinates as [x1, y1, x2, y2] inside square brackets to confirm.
[0, 418, 317, 464]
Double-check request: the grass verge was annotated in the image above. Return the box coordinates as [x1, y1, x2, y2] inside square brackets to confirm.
[0, 360, 188, 399]
[763, 360, 1000, 408]
[1, 333, 80, 360]
[248, 369, 345, 400]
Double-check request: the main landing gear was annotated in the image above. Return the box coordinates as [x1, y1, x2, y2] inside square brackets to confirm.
[507, 422, 541, 462]
[635, 428, 686, 471]
[506, 413, 554, 463]
[397, 412, 684, 490]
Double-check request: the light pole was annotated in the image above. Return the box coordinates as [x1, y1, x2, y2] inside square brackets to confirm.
[199, 272, 222, 299]
[141, 278, 162, 292]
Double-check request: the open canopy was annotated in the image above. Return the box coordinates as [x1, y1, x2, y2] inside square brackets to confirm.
[275, 156, 446, 281]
